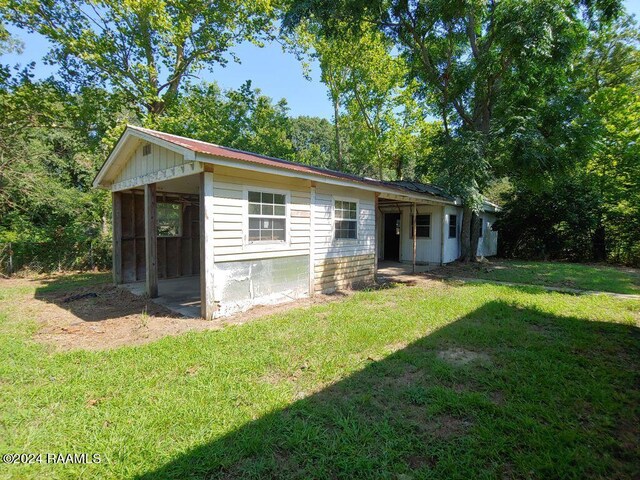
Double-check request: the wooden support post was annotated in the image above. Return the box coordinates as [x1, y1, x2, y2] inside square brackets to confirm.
[374, 193, 379, 281]
[309, 183, 316, 296]
[131, 192, 137, 281]
[412, 202, 417, 273]
[200, 171, 215, 319]
[112, 191, 123, 284]
[144, 183, 158, 298]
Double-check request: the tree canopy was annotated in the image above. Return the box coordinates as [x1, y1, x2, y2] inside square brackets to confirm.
[0, 0, 638, 271]
[2, 0, 277, 116]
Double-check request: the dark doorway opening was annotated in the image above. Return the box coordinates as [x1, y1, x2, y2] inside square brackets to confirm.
[384, 213, 401, 261]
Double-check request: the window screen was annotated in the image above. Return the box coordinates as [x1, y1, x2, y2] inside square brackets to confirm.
[411, 214, 431, 238]
[449, 214, 457, 238]
[157, 202, 181, 237]
[248, 191, 286, 242]
[334, 200, 357, 239]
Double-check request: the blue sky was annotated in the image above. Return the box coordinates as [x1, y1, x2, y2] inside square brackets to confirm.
[2, 0, 639, 120]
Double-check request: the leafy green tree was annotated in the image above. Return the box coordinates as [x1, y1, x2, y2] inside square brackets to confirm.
[288, 115, 335, 168]
[295, 24, 429, 180]
[2, 0, 277, 116]
[0, 76, 122, 270]
[495, 15, 640, 265]
[151, 80, 294, 159]
[284, 0, 622, 261]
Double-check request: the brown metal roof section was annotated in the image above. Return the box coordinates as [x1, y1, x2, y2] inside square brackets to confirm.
[128, 125, 455, 202]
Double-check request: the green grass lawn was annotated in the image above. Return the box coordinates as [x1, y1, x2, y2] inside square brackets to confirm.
[1, 273, 639, 479]
[436, 259, 640, 295]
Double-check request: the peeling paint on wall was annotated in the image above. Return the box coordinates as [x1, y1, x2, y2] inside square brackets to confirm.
[214, 255, 309, 317]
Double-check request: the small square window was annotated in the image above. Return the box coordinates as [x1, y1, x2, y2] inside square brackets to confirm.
[248, 190, 287, 243]
[142, 144, 152, 156]
[411, 214, 431, 238]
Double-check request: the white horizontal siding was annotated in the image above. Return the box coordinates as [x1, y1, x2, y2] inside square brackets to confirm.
[211, 165, 311, 263]
[313, 184, 376, 261]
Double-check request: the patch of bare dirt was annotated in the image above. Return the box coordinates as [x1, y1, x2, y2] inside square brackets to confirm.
[437, 347, 491, 366]
[30, 284, 216, 351]
[2, 277, 353, 351]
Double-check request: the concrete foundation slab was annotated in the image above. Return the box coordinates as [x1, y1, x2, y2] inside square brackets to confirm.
[122, 276, 201, 318]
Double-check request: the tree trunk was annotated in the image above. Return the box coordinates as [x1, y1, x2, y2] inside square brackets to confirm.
[332, 97, 343, 170]
[470, 212, 481, 261]
[394, 155, 403, 180]
[460, 205, 473, 262]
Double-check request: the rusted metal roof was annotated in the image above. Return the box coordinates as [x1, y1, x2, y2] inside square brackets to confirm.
[127, 125, 456, 203]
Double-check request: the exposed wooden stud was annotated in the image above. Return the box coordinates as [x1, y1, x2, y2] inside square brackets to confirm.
[200, 171, 216, 319]
[144, 183, 158, 298]
[112, 191, 123, 284]
[412, 202, 417, 273]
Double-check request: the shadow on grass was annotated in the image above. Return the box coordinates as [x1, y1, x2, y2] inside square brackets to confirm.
[138, 301, 640, 479]
[32, 272, 182, 322]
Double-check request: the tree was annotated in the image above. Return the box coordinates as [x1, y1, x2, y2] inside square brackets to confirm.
[284, 0, 622, 261]
[151, 80, 294, 159]
[295, 23, 428, 180]
[288, 116, 335, 168]
[0, 76, 122, 270]
[2, 0, 277, 116]
[494, 15, 640, 265]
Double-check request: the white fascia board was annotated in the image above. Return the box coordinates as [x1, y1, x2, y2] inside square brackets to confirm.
[196, 153, 457, 206]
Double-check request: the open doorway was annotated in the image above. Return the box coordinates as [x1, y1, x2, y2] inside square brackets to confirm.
[384, 213, 401, 261]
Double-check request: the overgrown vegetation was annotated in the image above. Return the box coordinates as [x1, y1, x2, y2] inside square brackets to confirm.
[0, 273, 638, 478]
[0, 0, 639, 271]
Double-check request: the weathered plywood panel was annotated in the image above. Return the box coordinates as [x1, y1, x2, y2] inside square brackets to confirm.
[443, 205, 463, 263]
[398, 205, 443, 265]
[477, 212, 498, 257]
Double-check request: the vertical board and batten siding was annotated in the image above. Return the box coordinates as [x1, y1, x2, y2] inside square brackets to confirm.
[313, 184, 376, 293]
[114, 142, 187, 185]
[442, 205, 464, 263]
[399, 205, 443, 265]
[477, 212, 498, 257]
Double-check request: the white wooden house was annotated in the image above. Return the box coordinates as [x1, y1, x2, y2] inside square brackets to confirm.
[94, 126, 498, 319]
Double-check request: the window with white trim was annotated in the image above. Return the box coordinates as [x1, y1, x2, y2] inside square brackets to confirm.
[334, 200, 357, 239]
[248, 191, 286, 242]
